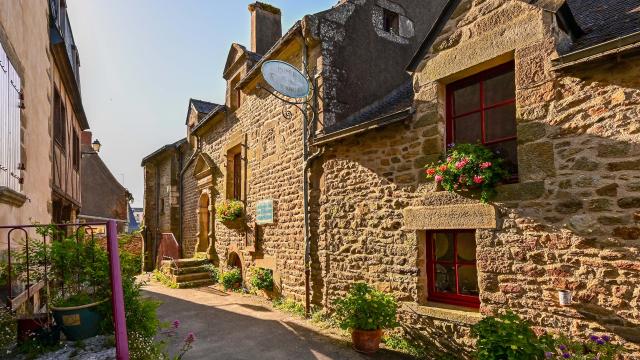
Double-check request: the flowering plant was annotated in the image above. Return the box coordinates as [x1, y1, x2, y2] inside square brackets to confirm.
[129, 319, 196, 360]
[425, 143, 509, 202]
[543, 334, 622, 360]
[216, 200, 244, 222]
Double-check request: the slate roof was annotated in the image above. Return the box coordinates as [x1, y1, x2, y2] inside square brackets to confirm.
[326, 81, 414, 133]
[140, 138, 187, 166]
[407, 0, 640, 71]
[190, 99, 217, 114]
[566, 0, 640, 52]
[192, 104, 227, 133]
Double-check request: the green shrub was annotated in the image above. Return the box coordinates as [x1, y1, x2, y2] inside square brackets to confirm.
[220, 268, 242, 290]
[216, 200, 243, 222]
[272, 297, 305, 317]
[334, 282, 398, 331]
[0, 306, 16, 353]
[383, 333, 427, 359]
[204, 264, 220, 283]
[153, 270, 177, 289]
[472, 311, 546, 360]
[249, 267, 273, 291]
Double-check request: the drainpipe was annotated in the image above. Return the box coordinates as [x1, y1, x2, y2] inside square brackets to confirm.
[303, 35, 323, 318]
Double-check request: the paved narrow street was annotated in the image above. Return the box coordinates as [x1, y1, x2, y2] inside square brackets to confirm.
[143, 281, 412, 360]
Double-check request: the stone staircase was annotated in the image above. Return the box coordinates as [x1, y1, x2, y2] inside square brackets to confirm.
[160, 258, 215, 289]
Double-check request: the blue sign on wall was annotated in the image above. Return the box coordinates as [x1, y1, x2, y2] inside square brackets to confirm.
[256, 199, 274, 225]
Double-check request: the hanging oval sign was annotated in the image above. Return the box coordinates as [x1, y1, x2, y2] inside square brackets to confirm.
[261, 60, 310, 98]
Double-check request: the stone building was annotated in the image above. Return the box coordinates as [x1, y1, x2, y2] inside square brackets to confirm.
[0, 0, 89, 231]
[177, 0, 446, 292]
[142, 0, 640, 357]
[315, 0, 640, 357]
[79, 131, 128, 233]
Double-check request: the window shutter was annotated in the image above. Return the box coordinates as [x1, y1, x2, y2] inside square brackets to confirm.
[0, 42, 22, 192]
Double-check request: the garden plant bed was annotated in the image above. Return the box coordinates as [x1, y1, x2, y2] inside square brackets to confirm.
[9, 335, 115, 360]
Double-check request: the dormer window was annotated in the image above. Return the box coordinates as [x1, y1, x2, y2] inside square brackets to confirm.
[383, 9, 399, 34]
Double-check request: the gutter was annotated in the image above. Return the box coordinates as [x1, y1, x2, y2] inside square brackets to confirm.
[313, 107, 413, 146]
[551, 31, 640, 70]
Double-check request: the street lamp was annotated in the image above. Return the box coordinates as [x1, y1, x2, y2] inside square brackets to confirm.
[92, 139, 102, 153]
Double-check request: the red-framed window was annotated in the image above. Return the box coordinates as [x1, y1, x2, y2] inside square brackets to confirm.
[426, 230, 479, 308]
[446, 62, 517, 175]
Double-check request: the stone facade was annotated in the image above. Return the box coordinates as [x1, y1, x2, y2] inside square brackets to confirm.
[315, 0, 640, 357]
[143, 0, 640, 358]
[141, 139, 186, 270]
[186, 48, 314, 296]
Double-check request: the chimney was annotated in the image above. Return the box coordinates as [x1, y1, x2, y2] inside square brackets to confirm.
[248, 2, 282, 55]
[81, 130, 92, 146]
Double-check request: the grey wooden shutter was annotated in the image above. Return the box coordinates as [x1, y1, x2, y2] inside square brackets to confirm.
[0, 42, 22, 192]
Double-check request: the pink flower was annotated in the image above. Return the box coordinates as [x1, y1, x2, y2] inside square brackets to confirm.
[480, 162, 492, 169]
[185, 332, 196, 344]
[426, 168, 436, 176]
[446, 157, 452, 162]
[473, 175, 484, 184]
[455, 158, 469, 170]
[434, 175, 443, 182]
[172, 320, 181, 329]
[458, 175, 467, 183]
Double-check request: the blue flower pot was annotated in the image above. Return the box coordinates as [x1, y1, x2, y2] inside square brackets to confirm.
[51, 299, 106, 340]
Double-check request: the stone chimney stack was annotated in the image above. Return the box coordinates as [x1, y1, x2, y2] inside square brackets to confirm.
[81, 130, 92, 145]
[248, 2, 282, 55]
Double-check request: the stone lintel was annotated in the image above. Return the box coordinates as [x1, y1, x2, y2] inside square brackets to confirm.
[403, 203, 497, 230]
[0, 187, 27, 207]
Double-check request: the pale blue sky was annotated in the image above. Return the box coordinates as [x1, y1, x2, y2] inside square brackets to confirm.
[67, 1, 337, 207]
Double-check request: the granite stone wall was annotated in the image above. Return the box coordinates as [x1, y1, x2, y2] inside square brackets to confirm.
[315, 0, 640, 357]
[185, 46, 322, 299]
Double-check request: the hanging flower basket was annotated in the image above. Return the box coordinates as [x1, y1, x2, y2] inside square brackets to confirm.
[425, 143, 509, 203]
[216, 200, 244, 228]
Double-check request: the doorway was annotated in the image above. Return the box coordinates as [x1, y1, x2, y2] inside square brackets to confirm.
[196, 193, 211, 253]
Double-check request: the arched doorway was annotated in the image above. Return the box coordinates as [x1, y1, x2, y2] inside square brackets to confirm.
[196, 193, 211, 253]
[227, 252, 242, 270]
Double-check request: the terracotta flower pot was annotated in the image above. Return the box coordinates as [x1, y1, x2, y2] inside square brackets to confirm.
[351, 328, 383, 354]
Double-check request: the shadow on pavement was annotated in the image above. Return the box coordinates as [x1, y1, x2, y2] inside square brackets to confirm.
[144, 289, 413, 360]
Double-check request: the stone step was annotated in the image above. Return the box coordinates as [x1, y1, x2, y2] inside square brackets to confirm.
[161, 258, 210, 269]
[170, 265, 212, 276]
[175, 279, 216, 289]
[172, 272, 212, 283]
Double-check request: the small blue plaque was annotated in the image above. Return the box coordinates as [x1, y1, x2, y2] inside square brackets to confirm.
[256, 199, 274, 225]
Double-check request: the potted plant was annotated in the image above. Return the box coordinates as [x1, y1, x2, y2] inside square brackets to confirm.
[216, 200, 244, 228]
[220, 268, 242, 291]
[9, 238, 60, 344]
[425, 143, 509, 203]
[334, 283, 398, 354]
[249, 267, 274, 298]
[46, 230, 110, 341]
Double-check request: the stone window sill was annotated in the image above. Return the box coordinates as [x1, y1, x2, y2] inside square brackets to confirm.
[0, 187, 27, 207]
[403, 301, 482, 325]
